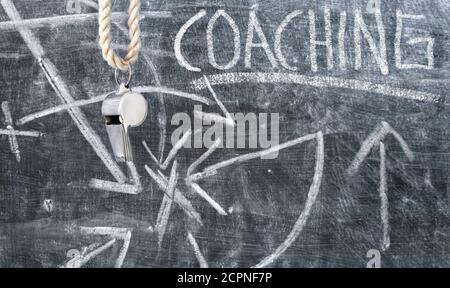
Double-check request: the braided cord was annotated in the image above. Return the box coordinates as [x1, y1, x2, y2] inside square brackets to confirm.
[98, 0, 141, 70]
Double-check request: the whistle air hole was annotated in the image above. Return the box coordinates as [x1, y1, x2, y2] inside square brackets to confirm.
[105, 115, 121, 125]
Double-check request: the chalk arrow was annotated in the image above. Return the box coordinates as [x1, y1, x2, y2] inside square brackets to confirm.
[347, 121, 414, 251]
[88, 161, 143, 194]
[194, 75, 235, 128]
[347, 121, 414, 176]
[64, 226, 132, 268]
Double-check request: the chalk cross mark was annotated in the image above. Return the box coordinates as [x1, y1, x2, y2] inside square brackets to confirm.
[1, 101, 42, 162]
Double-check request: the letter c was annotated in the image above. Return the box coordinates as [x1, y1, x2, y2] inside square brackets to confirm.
[174, 10, 207, 72]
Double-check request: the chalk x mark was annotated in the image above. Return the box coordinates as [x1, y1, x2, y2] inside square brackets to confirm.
[0, 0, 128, 183]
[155, 160, 178, 247]
[1, 101, 43, 162]
[145, 165, 203, 225]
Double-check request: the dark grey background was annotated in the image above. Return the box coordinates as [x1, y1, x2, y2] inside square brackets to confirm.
[0, 0, 449, 267]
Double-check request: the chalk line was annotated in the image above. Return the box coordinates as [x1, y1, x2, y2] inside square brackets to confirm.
[1, 0, 127, 183]
[144, 165, 203, 225]
[142, 140, 160, 165]
[17, 86, 212, 126]
[203, 75, 235, 126]
[115, 230, 132, 268]
[1, 101, 20, 162]
[0, 129, 42, 137]
[347, 121, 414, 176]
[65, 238, 116, 268]
[253, 132, 324, 268]
[161, 129, 193, 170]
[134, 86, 214, 106]
[194, 111, 235, 128]
[155, 161, 178, 247]
[143, 54, 167, 163]
[88, 162, 142, 194]
[16, 95, 106, 126]
[187, 232, 209, 268]
[88, 179, 141, 194]
[379, 142, 390, 251]
[188, 133, 317, 182]
[191, 73, 441, 103]
[127, 161, 142, 188]
[187, 138, 222, 177]
[189, 182, 228, 216]
[80, 226, 129, 237]
[0, 11, 172, 31]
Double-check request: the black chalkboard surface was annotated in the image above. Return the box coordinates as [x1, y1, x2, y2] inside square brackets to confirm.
[0, 0, 449, 268]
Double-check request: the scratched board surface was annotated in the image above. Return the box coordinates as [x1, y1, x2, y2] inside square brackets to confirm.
[0, 0, 449, 268]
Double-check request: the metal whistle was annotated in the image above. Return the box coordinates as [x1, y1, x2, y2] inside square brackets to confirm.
[102, 84, 148, 162]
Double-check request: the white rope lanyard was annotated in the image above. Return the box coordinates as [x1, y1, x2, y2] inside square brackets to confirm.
[98, 0, 141, 72]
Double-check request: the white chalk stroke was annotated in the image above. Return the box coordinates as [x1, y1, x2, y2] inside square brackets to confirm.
[142, 140, 160, 166]
[64, 226, 132, 268]
[253, 132, 324, 268]
[347, 121, 414, 176]
[1, 101, 43, 162]
[187, 232, 209, 268]
[145, 165, 203, 225]
[155, 160, 179, 247]
[187, 138, 222, 177]
[161, 129, 193, 170]
[347, 121, 414, 251]
[17, 86, 212, 126]
[184, 131, 323, 267]
[89, 162, 143, 194]
[196, 75, 235, 128]
[188, 133, 317, 182]
[189, 182, 228, 216]
[191, 73, 441, 103]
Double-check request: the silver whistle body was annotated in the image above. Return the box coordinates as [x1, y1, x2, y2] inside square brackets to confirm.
[102, 85, 148, 162]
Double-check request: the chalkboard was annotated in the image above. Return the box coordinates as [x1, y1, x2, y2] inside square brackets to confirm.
[0, 0, 449, 268]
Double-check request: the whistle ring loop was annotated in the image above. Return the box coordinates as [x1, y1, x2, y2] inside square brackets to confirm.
[115, 65, 132, 88]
